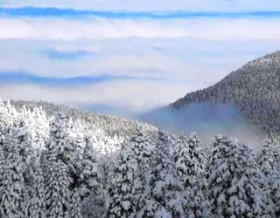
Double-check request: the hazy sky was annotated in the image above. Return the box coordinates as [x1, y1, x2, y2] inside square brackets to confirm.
[0, 1, 280, 116]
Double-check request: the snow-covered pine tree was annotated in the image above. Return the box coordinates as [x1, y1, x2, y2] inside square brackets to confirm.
[6, 100, 20, 126]
[70, 118, 86, 150]
[44, 125, 72, 218]
[71, 188, 82, 218]
[0, 126, 25, 217]
[28, 106, 50, 152]
[107, 145, 138, 218]
[17, 121, 33, 171]
[96, 131, 124, 190]
[79, 136, 102, 199]
[47, 113, 81, 189]
[45, 157, 71, 217]
[140, 131, 184, 218]
[0, 145, 4, 189]
[258, 140, 280, 216]
[81, 192, 106, 218]
[0, 99, 17, 136]
[79, 136, 104, 217]
[47, 113, 72, 161]
[174, 133, 208, 217]
[270, 166, 280, 216]
[124, 128, 157, 213]
[259, 139, 280, 176]
[207, 135, 274, 217]
[28, 155, 46, 218]
[14, 120, 46, 218]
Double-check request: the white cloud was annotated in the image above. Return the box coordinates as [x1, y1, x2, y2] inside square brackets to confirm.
[0, 17, 280, 41]
[0, 10, 279, 113]
[0, 80, 190, 112]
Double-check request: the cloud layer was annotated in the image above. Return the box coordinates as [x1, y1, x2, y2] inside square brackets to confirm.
[0, 3, 279, 116]
[1, 17, 280, 41]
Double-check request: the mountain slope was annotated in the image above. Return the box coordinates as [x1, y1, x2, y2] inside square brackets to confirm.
[171, 51, 280, 136]
[11, 100, 157, 137]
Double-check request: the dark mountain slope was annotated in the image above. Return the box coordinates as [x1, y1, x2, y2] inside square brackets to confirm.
[171, 51, 280, 135]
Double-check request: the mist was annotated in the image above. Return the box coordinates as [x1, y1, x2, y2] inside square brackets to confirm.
[140, 102, 264, 151]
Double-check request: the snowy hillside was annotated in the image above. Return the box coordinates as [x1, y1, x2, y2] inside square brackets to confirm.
[0, 99, 280, 217]
[171, 51, 280, 137]
[11, 100, 157, 138]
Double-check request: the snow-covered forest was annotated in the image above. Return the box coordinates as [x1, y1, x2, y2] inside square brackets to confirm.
[0, 99, 280, 218]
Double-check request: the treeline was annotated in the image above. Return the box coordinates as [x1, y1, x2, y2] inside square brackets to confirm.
[0, 100, 279, 217]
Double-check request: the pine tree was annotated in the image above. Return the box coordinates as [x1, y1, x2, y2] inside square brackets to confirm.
[140, 131, 184, 218]
[0, 127, 25, 217]
[28, 106, 50, 152]
[44, 136, 72, 218]
[259, 140, 280, 216]
[0, 99, 17, 136]
[79, 137, 102, 199]
[47, 113, 72, 161]
[126, 129, 157, 212]
[48, 113, 82, 192]
[270, 167, 280, 216]
[28, 156, 46, 218]
[207, 135, 274, 217]
[0, 145, 5, 214]
[107, 146, 138, 218]
[0, 146, 4, 185]
[45, 158, 71, 218]
[71, 188, 82, 218]
[81, 192, 106, 218]
[79, 137, 104, 217]
[17, 121, 33, 175]
[174, 133, 208, 217]
[259, 139, 280, 176]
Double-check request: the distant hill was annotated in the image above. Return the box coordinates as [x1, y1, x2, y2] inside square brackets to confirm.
[142, 51, 280, 146]
[11, 100, 157, 138]
[170, 51, 280, 136]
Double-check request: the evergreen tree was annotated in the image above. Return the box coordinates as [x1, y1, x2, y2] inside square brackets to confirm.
[259, 139, 280, 176]
[28, 106, 50, 152]
[28, 156, 46, 218]
[81, 192, 106, 218]
[174, 133, 208, 217]
[44, 135, 72, 218]
[0, 127, 25, 217]
[207, 135, 273, 217]
[140, 131, 184, 218]
[71, 188, 82, 218]
[79, 137, 102, 200]
[45, 158, 71, 218]
[47, 113, 72, 161]
[0, 146, 4, 185]
[0, 99, 17, 136]
[126, 129, 157, 212]
[259, 140, 280, 216]
[48, 113, 82, 191]
[270, 166, 280, 216]
[107, 146, 138, 218]
[79, 137, 104, 217]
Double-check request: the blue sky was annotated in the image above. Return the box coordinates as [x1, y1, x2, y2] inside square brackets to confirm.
[0, 1, 280, 115]
[2, 7, 280, 19]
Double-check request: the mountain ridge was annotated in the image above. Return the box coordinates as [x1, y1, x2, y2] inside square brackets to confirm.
[171, 50, 280, 135]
